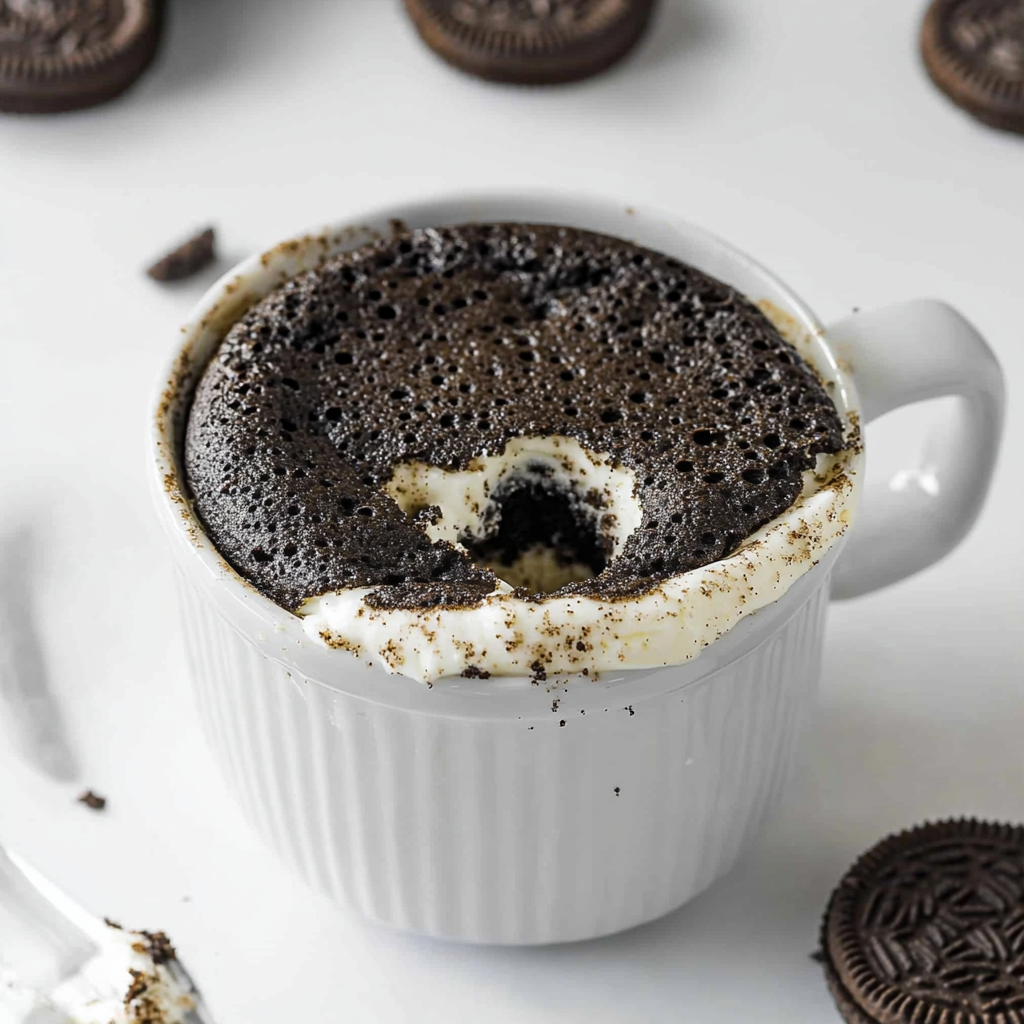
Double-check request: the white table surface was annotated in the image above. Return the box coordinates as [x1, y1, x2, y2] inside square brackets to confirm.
[1, 1, 1021, 1020]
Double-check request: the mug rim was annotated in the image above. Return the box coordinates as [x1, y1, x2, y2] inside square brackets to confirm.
[149, 188, 862, 712]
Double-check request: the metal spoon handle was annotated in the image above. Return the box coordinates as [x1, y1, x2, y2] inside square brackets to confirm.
[0, 844, 97, 992]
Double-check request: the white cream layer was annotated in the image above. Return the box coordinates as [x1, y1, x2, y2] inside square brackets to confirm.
[0, 923, 197, 1024]
[299, 436, 854, 683]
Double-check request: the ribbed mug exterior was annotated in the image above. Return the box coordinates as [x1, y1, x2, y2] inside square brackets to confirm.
[174, 560, 831, 944]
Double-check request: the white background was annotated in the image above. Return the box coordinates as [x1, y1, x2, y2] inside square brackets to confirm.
[1, 1, 1022, 1021]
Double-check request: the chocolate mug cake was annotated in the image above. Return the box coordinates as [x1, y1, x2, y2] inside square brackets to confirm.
[154, 195, 1002, 943]
[185, 223, 847, 681]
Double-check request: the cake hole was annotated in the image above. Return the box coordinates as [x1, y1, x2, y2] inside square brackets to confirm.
[462, 478, 607, 596]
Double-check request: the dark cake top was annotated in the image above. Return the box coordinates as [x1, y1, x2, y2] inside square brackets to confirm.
[185, 223, 844, 612]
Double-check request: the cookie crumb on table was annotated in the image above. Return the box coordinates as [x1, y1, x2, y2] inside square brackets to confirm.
[147, 227, 216, 282]
[78, 789, 107, 811]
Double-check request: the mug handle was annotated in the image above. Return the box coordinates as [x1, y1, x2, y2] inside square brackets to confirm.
[826, 300, 1005, 601]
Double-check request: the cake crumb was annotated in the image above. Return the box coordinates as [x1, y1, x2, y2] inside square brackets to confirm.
[147, 227, 216, 282]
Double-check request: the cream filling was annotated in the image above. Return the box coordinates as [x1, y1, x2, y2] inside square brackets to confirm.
[488, 544, 595, 594]
[299, 436, 854, 683]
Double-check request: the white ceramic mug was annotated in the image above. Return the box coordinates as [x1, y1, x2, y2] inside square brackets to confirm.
[149, 193, 1004, 945]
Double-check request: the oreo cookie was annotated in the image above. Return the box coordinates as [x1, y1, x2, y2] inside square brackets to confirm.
[921, 0, 1024, 134]
[0, 0, 161, 115]
[822, 819, 1024, 1024]
[402, 0, 656, 85]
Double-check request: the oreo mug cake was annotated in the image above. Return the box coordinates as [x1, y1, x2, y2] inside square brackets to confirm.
[151, 194, 1004, 943]
[185, 223, 847, 682]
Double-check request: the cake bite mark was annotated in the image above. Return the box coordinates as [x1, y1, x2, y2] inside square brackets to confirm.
[385, 435, 641, 597]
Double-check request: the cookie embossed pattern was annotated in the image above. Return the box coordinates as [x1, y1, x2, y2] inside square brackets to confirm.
[402, 0, 656, 83]
[823, 820, 1024, 1024]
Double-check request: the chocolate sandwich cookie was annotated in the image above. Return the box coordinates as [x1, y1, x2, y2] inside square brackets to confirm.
[185, 223, 844, 613]
[402, 0, 656, 85]
[921, 0, 1024, 134]
[822, 819, 1024, 1024]
[0, 0, 161, 114]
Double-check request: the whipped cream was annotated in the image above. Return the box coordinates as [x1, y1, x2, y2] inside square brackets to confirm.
[0, 922, 197, 1024]
[300, 435, 855, 683]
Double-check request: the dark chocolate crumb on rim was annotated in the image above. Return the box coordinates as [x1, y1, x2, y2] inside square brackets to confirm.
[0, 0, 162, 115]
[402, 0, 656, 84]
[147, 228, 217, 282]
[822, 819, 1024, 1024]
[921, 0, 1024, 134]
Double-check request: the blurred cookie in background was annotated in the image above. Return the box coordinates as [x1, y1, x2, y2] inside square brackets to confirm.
[921, 0, 1024, 134]
[402, 0, 657, 85]
[0, 0, 162, 114]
